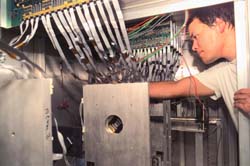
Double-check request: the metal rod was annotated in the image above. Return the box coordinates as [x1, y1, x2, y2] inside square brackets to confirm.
[171, 117, 196, 122]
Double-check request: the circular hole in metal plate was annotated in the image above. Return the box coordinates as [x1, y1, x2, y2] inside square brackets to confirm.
[105, 115, 123, 134]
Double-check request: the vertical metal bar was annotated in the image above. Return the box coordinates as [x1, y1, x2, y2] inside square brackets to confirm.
[163, 100, 172, 166]
[177, 103, 185, 166]
[179, 132, 185, 166]
[228, 121, 238, 166]
[0, 1, 1, 27]
[234, 1, 250, 166]
[195, 133, 203, 166]
[216, 121, 223, 166]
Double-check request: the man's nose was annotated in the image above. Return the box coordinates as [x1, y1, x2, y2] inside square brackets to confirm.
[192, 40, 198, 51]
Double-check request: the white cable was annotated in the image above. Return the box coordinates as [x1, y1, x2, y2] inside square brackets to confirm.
[148, 48, 153, 81]
[9, 20, 30, 46]
[9, 20, 25, 46]
[68, 8, 97, 71]
[79, 98, 84, 142]
[27, 17, 40, 43]
[82, 4, 106, 58]
[75, 6, 93, 40]
[20, 20, 25, 34]
[137, 49, 143, 72]
[89, 1, 114, 58]
[12, 17, 39, 48]
[13, 35, 30, 48]
[96, 0, 117, 44]
[142, 48, 148, 80]
[156, 47, 162, 81]
[158, 48, 163, 81]
[79, 98, 84, 130]
[30, 18, 35, 34]
[12, 18, 35, 48]
[151, 47, 158, 81]
[66, 137, 73, 145]
[151, 48, 156, 81]
[166, 45, 172, 80]
[103, 0, 126, 53]
[111, 0, 131, 53]
[106, 0, 135, 70]
[51, 13, 74, 50]
[69, 7, 91, 55]
[58, 10, 90, 71]
[135, 49, 140, 71]
[153, 50, 159, 81]
[41, 15, 56, 49]
[184, 10, 189, 26]
[161, 46, 167, 80]
[52, 12, 88, 71]
[63, 9, 79, 41]
[75, 5, 104, 61]
[170, 19, 174, 47]
[173, 22, 177, 49]
[75, 6, 110, 79]
[54, 118, 71, 166]
[10, 20, 29, 46]
[43, 13, 75, 75]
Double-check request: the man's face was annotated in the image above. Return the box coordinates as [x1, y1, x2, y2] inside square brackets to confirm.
[188, 18, 222, 64]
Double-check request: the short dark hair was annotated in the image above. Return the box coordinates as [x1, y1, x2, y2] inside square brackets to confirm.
[186, 2, 234, 29]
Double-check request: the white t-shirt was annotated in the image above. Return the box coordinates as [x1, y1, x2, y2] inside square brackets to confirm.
[194, 59, 238, 130]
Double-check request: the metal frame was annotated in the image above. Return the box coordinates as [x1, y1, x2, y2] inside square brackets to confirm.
[195, 133, 203, 166]
[234, 0, 250, 165]
[122, 0, 233, 21]
[163, 100, 172, 166]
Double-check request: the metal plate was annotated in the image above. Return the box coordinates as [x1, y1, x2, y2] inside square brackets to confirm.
[121, 0, 233, 21]
[83, 83, 151, 166]
[0, 79, 52, 166]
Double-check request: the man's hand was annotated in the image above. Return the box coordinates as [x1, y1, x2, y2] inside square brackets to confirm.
[234, 88, 250, 113]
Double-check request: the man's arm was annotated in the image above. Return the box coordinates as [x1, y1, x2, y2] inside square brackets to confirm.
[149, 76, 215, 98]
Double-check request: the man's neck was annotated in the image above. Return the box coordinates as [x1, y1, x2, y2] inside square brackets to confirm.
[222, 28, 236, 61]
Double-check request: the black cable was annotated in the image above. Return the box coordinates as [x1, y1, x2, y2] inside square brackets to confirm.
[60, 61, 64, 88]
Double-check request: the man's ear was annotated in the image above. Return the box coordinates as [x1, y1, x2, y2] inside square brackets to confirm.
[214, 18, 226, 33]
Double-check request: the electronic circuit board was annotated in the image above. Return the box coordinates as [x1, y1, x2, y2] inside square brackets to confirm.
[0, 0, 89, 28]
[0, 0, 22, 28]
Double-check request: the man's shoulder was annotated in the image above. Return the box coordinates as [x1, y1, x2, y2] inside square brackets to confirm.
[206, 59, 236, 71]
[194, 59, 236, 78]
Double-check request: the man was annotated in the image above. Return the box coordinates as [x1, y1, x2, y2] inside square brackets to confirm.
[149, 2, 250, 130]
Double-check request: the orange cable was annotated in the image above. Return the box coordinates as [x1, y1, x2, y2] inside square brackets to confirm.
[127, 16, 156, 32]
